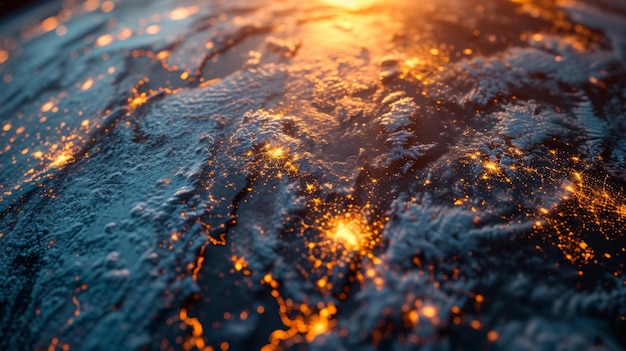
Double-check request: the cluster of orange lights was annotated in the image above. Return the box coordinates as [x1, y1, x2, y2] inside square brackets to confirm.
[249, 143, 301, 179]
[254, 201, 389, 349]
[260, 274, 338, 351]
[179, 308, 211, 351]
[323, 212, 368, 251]
[537, 171, 626, 264]
[454, 146, 625, 268]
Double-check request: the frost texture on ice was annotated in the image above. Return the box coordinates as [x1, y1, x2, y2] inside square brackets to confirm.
[493, 101, 570, 150]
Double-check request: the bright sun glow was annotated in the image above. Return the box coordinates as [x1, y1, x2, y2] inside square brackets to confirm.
[320, 0, 377, 10]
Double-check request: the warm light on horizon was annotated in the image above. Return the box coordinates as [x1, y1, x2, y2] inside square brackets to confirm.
[320, 0, 377, 10]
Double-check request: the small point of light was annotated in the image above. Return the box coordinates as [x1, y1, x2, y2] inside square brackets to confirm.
[41, 101, 54, 112]
[81, 78, 94, 91]
[101, 1, 115, 13]
[117, 28, 133, 40]
[146, 25, 161, 35]
[168, 6, 199, 20]
[421, 305, 437, 319]
[96, 34, 114, 47]
[41, 16, 59, 32]
[0, 50, 10, 64]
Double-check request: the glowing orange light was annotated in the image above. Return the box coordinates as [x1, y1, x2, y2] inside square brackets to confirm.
[483, 161, 499, 172]
[96, 34, 114, 47]
[332, 220, 359, 248]
[320, 0, 376, 10]
[191, 244, 207, 281]
[32, 150, 44, 159]
[487, 330, 499, 342]
[81, 77, 94, 91]
[41, 101, 54, 112]
[408, 310, 419, 325]
[47, 337, 58, 351]
[128, 93, 148, 110]
[232, 256, 247, 272]
[0, 50, 9, 65]
[83, 0, 100, 11]
[50, 152, 73, 168]
[41, 16, 59, 32]
[421, 305, 437, 319]
[100, 1, 114, 12]
[168, 6, 199, 20]
[146, 25, 160, 35]
[305, 304, 336, 342]
[306, 319, 329, 342]
[179, 308, 207, 350]
[531, 33, 544, 41]
[2, 123, 11, 132]
[117, 28, 132, 40]
[157, 50, 170, 60]
[267, 145, 286, 159]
